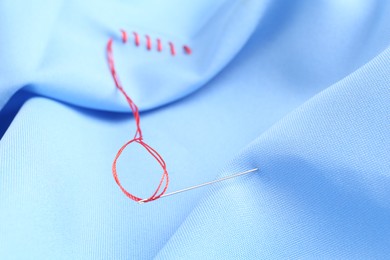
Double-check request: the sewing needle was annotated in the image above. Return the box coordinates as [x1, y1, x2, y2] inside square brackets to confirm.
[138, 168, 258, 204]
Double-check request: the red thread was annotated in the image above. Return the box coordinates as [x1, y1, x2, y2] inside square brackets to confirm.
[145, 35, 152, 50]
[121, 30, 128, 43]
[133, 32, 140, 46]
[157, 38, 162, 52]
[169, 42, 176, 56]
[183, 45, 192, 55]
[129, 30, 192, 56]
[107, 31, 169, 203]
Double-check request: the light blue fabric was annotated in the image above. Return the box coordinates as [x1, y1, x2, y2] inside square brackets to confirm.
[1, 0, 389, 259]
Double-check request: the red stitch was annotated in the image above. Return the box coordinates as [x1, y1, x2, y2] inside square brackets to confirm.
[157, 38, 162, 52]
[107, 32, 169, 203]
[183, 45, 192, 55]
[169, 42, 176, 56]
[133, 32, 140, 46]
[126, 30, 191, 56]
[145, 35, 152, 50]
[121, 30, 128, 43]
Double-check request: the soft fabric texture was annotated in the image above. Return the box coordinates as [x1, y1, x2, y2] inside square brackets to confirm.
[1, 0, 389, 259]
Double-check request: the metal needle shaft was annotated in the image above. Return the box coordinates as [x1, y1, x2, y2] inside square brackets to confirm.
[138, 168, 259, 204]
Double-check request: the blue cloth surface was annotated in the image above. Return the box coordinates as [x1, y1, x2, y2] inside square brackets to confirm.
[0, 0, 389, 259]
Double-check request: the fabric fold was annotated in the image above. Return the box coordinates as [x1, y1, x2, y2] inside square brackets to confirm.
[155, 46, 390, 259]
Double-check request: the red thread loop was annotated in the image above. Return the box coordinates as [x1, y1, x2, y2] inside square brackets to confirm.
[157, 38, 162, 52]
[133, 32, 140, 46]
[107, 30, 169, 203]
[121, 30, 128, 43]
[145, 35, 152, 50]
[169, 42, 176, 56]
[183, 45, 192, 55]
